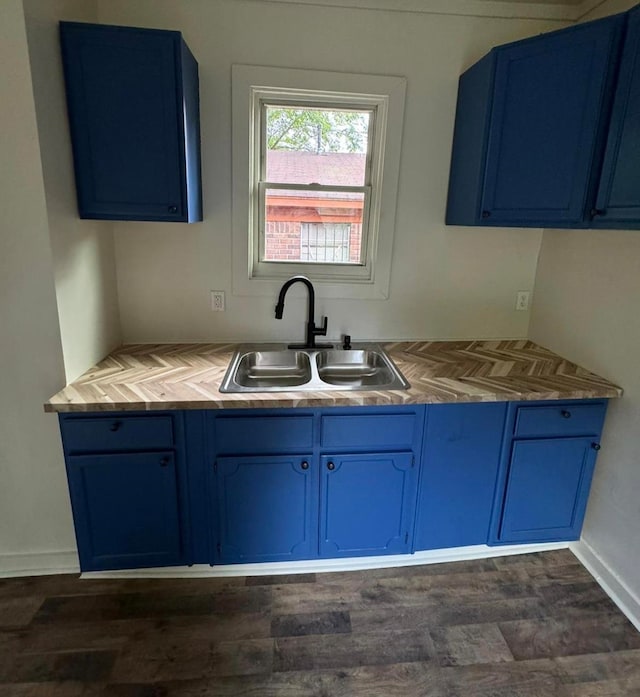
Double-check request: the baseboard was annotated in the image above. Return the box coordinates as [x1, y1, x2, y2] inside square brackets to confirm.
[0, 542, 572, 580]
[6, 541, 638, 636]
[81, 541, 569, 579]
[0, 550, 79, 578]
[570, 539, 640, 632]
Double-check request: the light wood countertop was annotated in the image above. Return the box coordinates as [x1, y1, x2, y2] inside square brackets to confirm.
[45, 340, 622, 413]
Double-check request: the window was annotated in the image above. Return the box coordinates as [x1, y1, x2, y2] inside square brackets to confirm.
[261, 105, 370, 266]
[300, 223, 353, 263]
[232, 66, 406, 300]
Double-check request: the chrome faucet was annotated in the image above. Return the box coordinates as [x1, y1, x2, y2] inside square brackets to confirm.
[275, 275, 332, 349]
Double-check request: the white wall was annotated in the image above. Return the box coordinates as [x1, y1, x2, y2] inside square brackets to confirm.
[530, 231, 640, 600]
[23, 0, 121, 382]
[530, 0, 640, 611]
[0, 0, 77, 572]
[99, 0, 567, 344]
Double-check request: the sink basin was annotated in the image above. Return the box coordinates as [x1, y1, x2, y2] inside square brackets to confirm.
[233, 351, 311, 388]
[316, 350, 397, 387]
[219, 344, 409, 393]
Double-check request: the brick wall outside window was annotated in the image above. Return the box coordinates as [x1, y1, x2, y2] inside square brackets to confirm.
[265, 219, 363, 263]
[264, 194, 363, 263]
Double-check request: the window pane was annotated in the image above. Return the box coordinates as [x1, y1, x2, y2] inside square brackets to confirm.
[263, 188, 364, 264]
[301, 223, 351, 263]
[265, 107, 370, 186]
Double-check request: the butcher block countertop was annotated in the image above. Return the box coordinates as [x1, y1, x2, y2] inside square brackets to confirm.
[45, 340, 622, 413]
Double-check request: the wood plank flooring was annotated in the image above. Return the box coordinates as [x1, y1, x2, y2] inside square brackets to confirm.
[1, 549, 639, 696]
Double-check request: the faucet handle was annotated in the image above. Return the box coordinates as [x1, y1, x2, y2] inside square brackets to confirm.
[314, 316, 328, 336]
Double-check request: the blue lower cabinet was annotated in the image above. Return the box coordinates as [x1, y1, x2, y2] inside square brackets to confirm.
[497, 437, 599, 543]
[319, 452, 416, 557]
[66, 451, 184, 571]
[58, 402, 608, 572]
[214, 454, 316, 564]
[414, 402, 507, 550]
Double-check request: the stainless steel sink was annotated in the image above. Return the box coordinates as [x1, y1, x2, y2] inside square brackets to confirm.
[219, 344, 409, 393]
[316, 349, 398, 387]
[233, 351, 312, 388]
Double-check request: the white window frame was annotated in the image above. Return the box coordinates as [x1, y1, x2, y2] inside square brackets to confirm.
[232, 65, 406, 300]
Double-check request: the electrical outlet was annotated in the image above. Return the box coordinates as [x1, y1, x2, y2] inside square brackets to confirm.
[515, 290, 531, 311]
[211, 290, 225, 312]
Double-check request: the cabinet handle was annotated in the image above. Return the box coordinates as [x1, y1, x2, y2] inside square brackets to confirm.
[591, 443, 601, 451]
[109, 421, 121, 432]
[160, 457, 171, 466]
[327, 461, 335, 471]
[561, 410, 571, 419]
[301, 460, 309, 470]
[168, 205, 178, 214]
[481, 210, 491, 219]
[590, 208, 605, 218]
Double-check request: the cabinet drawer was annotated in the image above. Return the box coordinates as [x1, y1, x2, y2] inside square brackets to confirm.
[321, 413, 417, 450]
[214, 416, 313, 455]
[61, 415, 174, 453]
[513, 403, 606, 438]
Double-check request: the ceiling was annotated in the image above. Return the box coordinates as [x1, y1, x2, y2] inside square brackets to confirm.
[258, 0, 606, 21]
[491, 0, 584, 5]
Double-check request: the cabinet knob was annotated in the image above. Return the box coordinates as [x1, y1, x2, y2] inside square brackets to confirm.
[168, 205, 178, 214]
[109, 421, 121, 432]
[301, 460, 309, 470]
[561, 410, 571, 419]
[591, 442, 601, 451]
[590, 208, 605, 218]
[481, 210, 491, 219]
[327, 461, 335, 471]
[159, 457, 171, 466]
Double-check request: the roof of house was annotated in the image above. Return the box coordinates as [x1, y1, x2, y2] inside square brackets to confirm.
[266, 151, 366, 187]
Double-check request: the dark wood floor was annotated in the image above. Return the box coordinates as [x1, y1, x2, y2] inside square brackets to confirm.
[1, 549, 640, 696]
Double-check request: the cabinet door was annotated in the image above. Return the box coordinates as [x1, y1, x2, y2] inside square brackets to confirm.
[481, 17, 623, 225]
[498, 438, 599, 543]
[319, 452, 415, 558]
[214, 455, 315, 564]
[595, 8, 640, 225]
[66, 452, 183, 571]
[415, 403, 506, 551]
[60, 23, 187, 221]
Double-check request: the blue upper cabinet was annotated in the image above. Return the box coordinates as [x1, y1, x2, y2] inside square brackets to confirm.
[60, 22, 202, 222]
[446, 13, 626, 227]
[594, 7, 640, 226]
